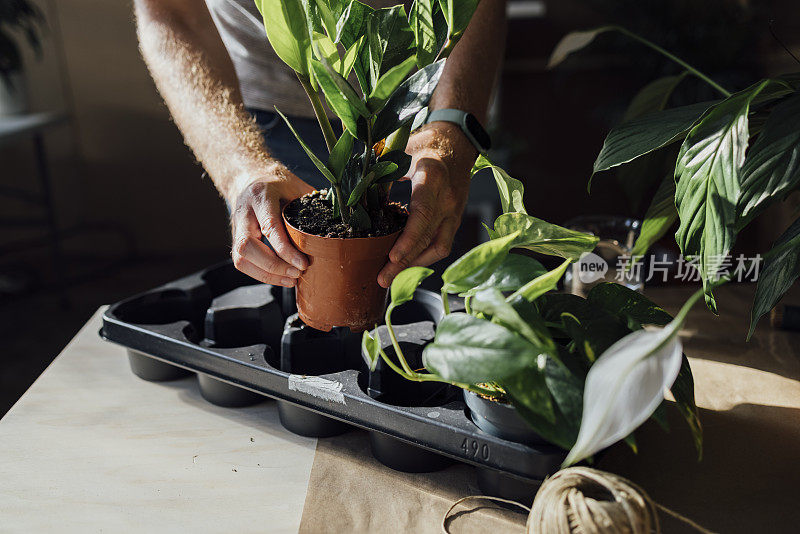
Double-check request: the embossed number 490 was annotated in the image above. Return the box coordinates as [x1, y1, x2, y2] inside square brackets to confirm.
[461, 438, 490, 460]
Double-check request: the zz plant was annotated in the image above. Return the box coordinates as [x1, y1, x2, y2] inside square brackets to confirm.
[255, 0, 477, 230]
[550, 25, 800, 338]
[363, 156, 705, 465]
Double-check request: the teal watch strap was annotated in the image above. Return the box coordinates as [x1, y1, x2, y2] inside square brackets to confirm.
[424, 108, 491, 153]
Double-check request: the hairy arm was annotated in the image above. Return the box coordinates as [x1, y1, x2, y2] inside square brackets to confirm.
[135, 0, 311, 286]
[379, 0, 508, 286]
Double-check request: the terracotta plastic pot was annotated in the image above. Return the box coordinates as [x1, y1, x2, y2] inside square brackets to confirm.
[283, 203, 402, 332]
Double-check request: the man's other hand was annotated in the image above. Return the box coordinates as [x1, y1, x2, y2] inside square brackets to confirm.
[377, 122, 476, 288]
[229, 168, 314, 287]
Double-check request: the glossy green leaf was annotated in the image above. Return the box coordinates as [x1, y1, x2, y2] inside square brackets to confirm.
[346, 171, 374, 206]
[441, 231, 521, 294]
[409, 0, 438, 67]
[340, 35, 364, 77]
[563, 287, 706, 466]
[586, 282, 673, 328]
[472, 155, 527, 214]
[312, 31, 340, 69]
[623, 73, 689, 123]
[508, 258, 572, 303]
[673, 354, 703, 458]
[336, 0, 374, 91]
[592, 101, 716, 176]
[748, 216, 800, 339]
[346, 162, 396, 206]
[327, 130, 354, 181]
[314, 0, 343, 41]
[508, 392, 578, 451]
[471, 288, 556, 353]
[390, 266, 434, 306]
[367, 6, 415, 90]
[503, 351, 585, 450]
[423, 313, 542, 383]
[737, 91, 800, 228]
[350, 203, 372, 230]
[675, 81, 776, 311]
[275, 108, 337, 185]
[501, 364, 555, 425]
[309, 58, 368, 138]
[361, 328, 381, 372]
[375, 150, 412, 183]
[491, 213, 599, 261]
[543, 350, 585, 426]
[371, 160, 399, 178]
[437, 0, 478, 41]
[255, 0, 312, 76]
[458, 254, 546, 297]
[372, 60, 445, 141]
[367, 55, 418, 111]
[630, 173, 678, 258]
[614, 74, 687, 208]
[539, 294, 631, 363]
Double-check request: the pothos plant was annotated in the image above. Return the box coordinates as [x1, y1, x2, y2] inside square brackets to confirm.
[255, 0, 477, 230]
[549, 25, 800, 338]
[363, 156, 705, 466]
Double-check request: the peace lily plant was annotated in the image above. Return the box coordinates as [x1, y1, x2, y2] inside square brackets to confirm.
[363, 157, 706, 466]
[550, 25, 800, 339]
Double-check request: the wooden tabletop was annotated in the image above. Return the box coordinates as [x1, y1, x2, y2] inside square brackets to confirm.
[1, 284, 799, 533]
[0, 309, 318, 532]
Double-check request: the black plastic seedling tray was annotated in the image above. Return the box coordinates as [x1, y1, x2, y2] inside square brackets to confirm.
[100, 261, 566, 501]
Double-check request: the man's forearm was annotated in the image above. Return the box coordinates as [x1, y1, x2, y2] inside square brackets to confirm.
[134, 0, 280, 201]
[411, 0, 507, 171]
[431, 0, 507, 122]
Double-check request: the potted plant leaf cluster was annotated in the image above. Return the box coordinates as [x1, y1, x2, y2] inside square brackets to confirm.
[364, 156, 706, 465]
[0, 0, 45, 115]
[254, 0, 477, 332]
[549, 25, 800, 339]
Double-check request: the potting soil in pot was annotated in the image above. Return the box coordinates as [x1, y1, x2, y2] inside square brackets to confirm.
[284, 189, 407, 238]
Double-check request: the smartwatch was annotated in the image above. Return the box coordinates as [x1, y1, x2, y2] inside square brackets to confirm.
[424, 108, 492, 154]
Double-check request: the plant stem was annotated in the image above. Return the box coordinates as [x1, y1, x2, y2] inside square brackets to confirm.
[333, 183, 350, 223]
[381, 303, 504, 401]
[614, 26, 731, 98]
[441, 288, 451, 315]
[464, 295, 472, 315]
[385, 304, 414, 376]
[362, 126, 372, 180]
[298, 75, 338, 152]
[378, 347, 411, 379]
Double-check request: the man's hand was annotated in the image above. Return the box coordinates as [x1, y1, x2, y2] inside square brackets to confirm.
[229, 166, 314, 287]
[377, 122, 477, 288]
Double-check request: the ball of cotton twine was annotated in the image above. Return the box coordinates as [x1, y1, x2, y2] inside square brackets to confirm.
[442, 467, 715, 534]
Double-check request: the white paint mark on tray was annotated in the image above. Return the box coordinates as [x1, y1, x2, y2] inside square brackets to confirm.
[288, 375, 346, 404]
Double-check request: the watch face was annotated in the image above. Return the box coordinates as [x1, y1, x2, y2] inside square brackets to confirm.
[465, 113, 491, 151]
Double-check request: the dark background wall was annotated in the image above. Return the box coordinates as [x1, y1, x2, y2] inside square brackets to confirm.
[5, 0, 800, 259]
[2, 0, 799, 412]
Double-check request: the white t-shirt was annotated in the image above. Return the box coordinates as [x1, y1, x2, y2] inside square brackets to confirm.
[205, 0, 398, 117]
